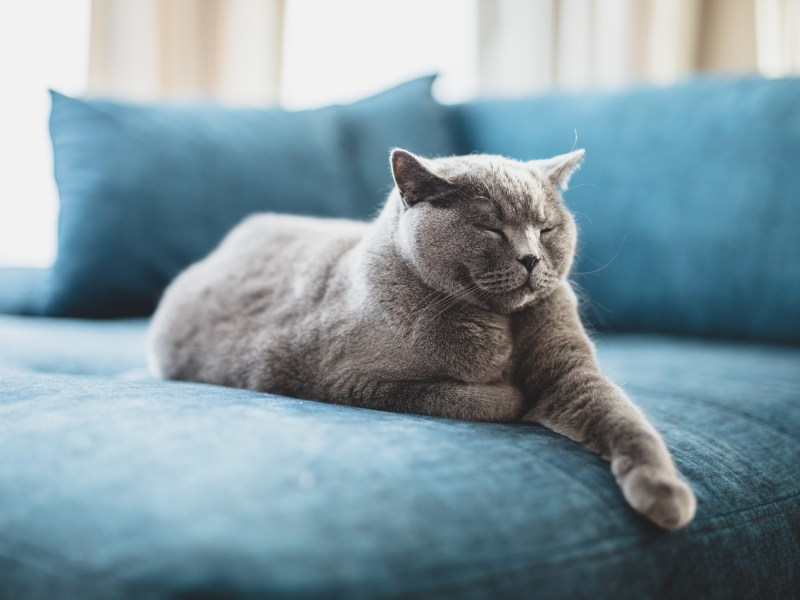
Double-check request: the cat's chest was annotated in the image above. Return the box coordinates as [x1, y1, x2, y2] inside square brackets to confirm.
[424, 309, 514, 383]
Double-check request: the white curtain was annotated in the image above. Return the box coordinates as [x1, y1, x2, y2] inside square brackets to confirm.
[476, 0, 773, 95]
[89, 0, 285, 104]
[756, 0, 800, 76]
[87, 0, 799, 104]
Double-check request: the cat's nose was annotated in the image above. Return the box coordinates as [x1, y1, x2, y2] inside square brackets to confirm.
[518, 254, 540, 272]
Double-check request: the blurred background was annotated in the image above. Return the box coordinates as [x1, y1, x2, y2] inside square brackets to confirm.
[1, 0, 799, 267]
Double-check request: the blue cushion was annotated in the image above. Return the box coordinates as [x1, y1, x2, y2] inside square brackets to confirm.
[0, 315, 147, 376]
[0, 317, 798, 598]
[44, 76, 460, 318]
[0, 268, 46, 315]
[452, 76, 800, 344]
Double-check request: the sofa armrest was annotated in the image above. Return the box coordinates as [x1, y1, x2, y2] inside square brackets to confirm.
[0, 268, 46, 315]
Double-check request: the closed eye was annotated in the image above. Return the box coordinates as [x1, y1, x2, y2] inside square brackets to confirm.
[540, 227, 555, 234]
[476, 225, 506, 239]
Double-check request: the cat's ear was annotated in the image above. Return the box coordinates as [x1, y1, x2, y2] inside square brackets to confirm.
[390, 148, 454, 207]
[528, 149, 585, 191]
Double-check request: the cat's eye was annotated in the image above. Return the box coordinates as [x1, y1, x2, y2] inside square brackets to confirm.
[478, 226, 505, 239]
[540, 227, 556, 234]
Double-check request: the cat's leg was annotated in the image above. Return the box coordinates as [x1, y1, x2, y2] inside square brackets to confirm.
[332, 378, 526, 423]
[513, 283, 696, 529]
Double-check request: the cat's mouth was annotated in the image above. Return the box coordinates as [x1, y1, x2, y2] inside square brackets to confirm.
[469, 268, 530, 295]
[463, 269, 560, 313]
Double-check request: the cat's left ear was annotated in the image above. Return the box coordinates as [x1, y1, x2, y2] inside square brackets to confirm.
[528, 149, 585, 191]
[390, 148, 454, 207]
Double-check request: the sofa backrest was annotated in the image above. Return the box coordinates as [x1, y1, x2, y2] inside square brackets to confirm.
[452, 76, 800, 344]
[42, 77, 461, 317]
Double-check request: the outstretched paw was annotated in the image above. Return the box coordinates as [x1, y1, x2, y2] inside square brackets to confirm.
[618, 465, 696, 530]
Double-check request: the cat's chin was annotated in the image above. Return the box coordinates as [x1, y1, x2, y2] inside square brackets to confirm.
[464, 271, 562, 314]
[469, 287, 544, 315]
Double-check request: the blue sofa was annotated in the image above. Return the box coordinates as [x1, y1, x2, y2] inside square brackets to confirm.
[1, 76, 798, 599]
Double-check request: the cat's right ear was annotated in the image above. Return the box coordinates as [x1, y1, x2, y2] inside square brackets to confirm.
[390, 149, 454, 207]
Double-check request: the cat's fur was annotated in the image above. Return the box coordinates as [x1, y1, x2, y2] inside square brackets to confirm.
[148, 149, 696, 529]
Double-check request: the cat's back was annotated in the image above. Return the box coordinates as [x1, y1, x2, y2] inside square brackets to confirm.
[148, 213, 368, 384]
[178, 213, 365, 298]
[219, 213, 368, 264]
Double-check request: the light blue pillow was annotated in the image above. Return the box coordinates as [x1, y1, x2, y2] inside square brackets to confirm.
[44, 76, 460, 317]
[453, 76, 800, 344]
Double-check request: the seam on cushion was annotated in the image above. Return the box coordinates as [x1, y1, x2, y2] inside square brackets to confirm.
[626, 384, 800, 445]
[0, 372, 269, 404]
[389, 491, 800, 599]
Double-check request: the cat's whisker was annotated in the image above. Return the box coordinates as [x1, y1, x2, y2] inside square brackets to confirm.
[407, 281, 485, 345]
[391, 275, 479, 340]
[391, 287, 449, 342]
[572, 234, 628, 276]
[408, 283, 479, 328]
[402, 289, 468, 344]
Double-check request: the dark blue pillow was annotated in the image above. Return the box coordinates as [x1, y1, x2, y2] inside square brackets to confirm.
[45, 76, 459, 317]
[453, 76, 800, 344]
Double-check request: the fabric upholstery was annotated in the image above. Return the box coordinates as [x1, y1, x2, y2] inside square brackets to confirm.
[452, 76, 800, 344]
[4, 75, 799, 598]
[0, 268, 46, 316]
[0, 316, 798, 599]
[0, 315, 147, 377]
[44, 76, 460, 318]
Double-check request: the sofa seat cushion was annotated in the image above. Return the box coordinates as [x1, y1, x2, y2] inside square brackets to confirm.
[0, 315, 148, 377]
[0, 318, 798, 598]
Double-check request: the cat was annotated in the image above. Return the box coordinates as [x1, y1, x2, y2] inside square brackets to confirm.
[148, 148, 697, 529]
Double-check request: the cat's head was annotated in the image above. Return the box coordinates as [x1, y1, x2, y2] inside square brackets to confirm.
[390, 149, 583, 314]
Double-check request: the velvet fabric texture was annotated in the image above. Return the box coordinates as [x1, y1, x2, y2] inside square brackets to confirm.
[0, 315, 798, 599]
[0, 268, 45, 316]
[3, 75, 797, 598]
[452, 76, 800, 344]
[44, 76, 460, 317]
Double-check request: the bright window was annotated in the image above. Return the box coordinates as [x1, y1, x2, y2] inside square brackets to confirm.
[0, 0, 477, 266]
[281, 0, 478, 109]
[0, 0, 91, 267]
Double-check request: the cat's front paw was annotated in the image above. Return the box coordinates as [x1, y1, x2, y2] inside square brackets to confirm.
[618, 464, 696, 529]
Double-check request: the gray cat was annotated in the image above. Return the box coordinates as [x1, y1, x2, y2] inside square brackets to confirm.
[148, 149, 696, 529]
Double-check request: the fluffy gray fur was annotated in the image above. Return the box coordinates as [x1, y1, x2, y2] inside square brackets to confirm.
[148, 149, 696, 529]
